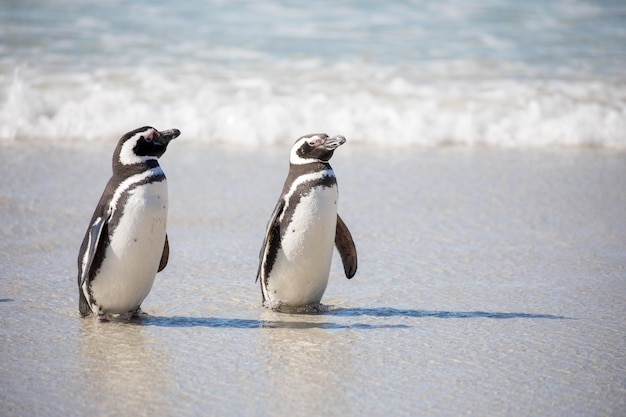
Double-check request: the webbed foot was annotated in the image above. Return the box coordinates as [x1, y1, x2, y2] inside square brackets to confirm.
[129, 307, 147, 319]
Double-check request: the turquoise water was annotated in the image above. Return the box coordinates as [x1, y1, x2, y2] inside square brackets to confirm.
[3, 0, 625, 74]
[1, 0, 625, 146]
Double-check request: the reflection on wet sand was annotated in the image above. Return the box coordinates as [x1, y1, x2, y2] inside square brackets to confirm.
[258, 310, 354, 417]
[78, 319, 172, 415]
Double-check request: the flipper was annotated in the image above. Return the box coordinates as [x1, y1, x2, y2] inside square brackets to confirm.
[78, 215, 107, 317]
[158, 234, 169, 272]
[80, 216, 106, 287]
[256, 199, 285, 296]
[335, 214, 357, 279]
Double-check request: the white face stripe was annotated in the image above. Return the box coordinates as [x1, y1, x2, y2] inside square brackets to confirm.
[108, 167, 164, 218]
[279, 169, 334, 222]
[118, 129, 157, 165]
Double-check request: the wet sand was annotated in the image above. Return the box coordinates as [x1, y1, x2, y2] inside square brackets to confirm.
[1, 142, 625, 416]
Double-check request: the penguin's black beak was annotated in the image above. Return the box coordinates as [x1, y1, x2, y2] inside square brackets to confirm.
[154, 128, 181, 145]
[321, 135, 346, 150]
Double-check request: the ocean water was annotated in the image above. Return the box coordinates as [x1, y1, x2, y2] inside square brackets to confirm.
[1, 0, 625, 147]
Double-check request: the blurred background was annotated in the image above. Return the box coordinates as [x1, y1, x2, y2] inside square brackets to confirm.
[1, 0, 625, 147]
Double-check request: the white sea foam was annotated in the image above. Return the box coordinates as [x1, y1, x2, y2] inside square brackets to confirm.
[1, 0, 625, 148]
[1, 63, 624, 148]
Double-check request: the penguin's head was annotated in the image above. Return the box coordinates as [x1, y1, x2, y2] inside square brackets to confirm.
[115, 126, 181, 166]
[289, 133, 346, 165]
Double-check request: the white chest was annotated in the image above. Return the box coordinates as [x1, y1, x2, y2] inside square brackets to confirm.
[266, 184, 338, 306]
[91, 180, 168, 314]
[111, 180, 168, 252]
[280, 184, 338, 258]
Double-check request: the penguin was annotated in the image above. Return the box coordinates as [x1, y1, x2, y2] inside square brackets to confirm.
[77, 126, 180, 320]
[256, 133, 357, 312]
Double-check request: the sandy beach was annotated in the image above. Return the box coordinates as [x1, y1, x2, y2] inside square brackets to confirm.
[0, 141, 624, 416]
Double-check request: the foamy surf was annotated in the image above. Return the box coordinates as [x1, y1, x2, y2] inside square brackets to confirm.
[1, 63, 624, 148]
[1, 0, 625, 148]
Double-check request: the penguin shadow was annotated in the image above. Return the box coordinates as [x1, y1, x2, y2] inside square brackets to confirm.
[115, 306, 568, 329]
[131, 316, 262, 328]
[326, 307, 570, 320]
[130, 315, 410, 330]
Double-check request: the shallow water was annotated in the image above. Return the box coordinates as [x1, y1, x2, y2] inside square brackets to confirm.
[1, 142, 625, 416]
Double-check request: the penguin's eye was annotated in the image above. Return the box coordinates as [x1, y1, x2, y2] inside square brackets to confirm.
[144, 130, 156, 142]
